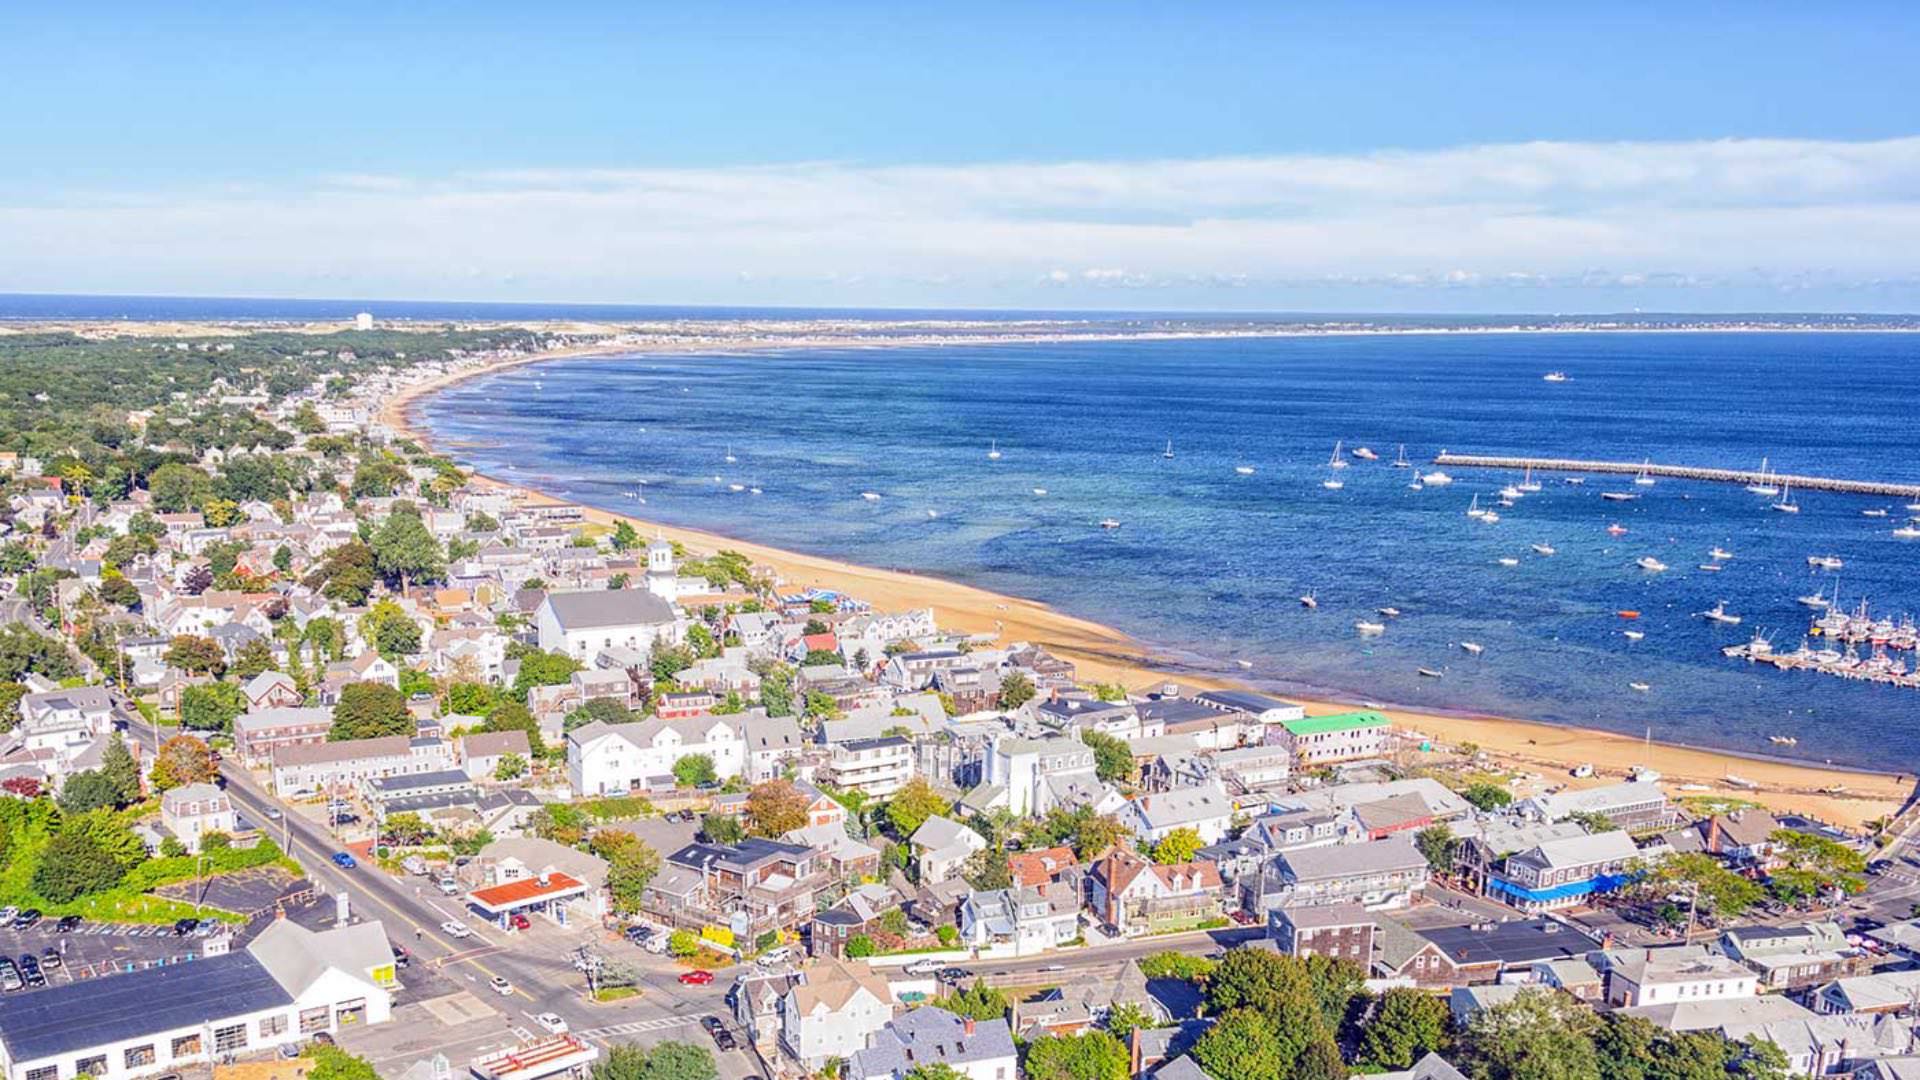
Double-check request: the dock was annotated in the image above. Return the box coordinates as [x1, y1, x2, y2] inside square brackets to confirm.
[1430, 453, 1920, 498]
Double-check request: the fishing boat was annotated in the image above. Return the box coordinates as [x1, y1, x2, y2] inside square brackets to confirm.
[1417, 667, 1444, 678]
[1498, 557, 1520, 567]
[1099, 518, 1121, 529]
[1352, 446, 1378, 461]
[1770, 483, 1799, 513]
[1601, 491, 1638, 502]
[1807, 554, 1844, 570]
[988, 440, 1002, 460]
[1327, 441, 1348, 469]
[1797, 587, 1831, 608]
[1517, 467, 1542, 493]
[1378, 607, 1402, 618]
[1633, 459, 1656, 487]
[1355, 620, 1386, 634]
[1709, 547, 1733, 560]
[1163, 439, 1174, 459]
[1607, 523, 1629, 536]
[1299, 592, 1318, 609]
[1623, 630, 1645, 640]
[1422, 470, 1453, 486]
[1531, 543, 1556, 556]
[1698, 601, 1742, 625]
[1636, 556, 1669, 572]
[1235, 465, 1256, 476]
[1543, 371, 1569, 382]
[1460, 641, 1484, 655]
[1392, 444, 1412, 469]
[861, 491, 883, 501]
[1744, 458, 1780, 496]
[1894, 525, 1920, 539]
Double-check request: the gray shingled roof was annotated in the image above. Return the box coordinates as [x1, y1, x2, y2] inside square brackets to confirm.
[543, 589, 674, 630]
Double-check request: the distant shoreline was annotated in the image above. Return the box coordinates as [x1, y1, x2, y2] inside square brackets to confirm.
[385, 332, 1912, 829]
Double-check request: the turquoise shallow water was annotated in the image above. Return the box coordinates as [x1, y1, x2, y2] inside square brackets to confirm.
[419, 331, 1920, 770]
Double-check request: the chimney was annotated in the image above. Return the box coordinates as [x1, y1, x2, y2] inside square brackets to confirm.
[964, 1017, 976, 1036]
[1706, 815, 1722, 853]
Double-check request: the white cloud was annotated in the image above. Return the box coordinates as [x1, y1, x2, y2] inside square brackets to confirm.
[5, 136, 1920, 308]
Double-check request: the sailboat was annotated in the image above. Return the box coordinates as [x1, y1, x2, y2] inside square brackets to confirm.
[1299, 591, 1318, 609]
[1516, 466, 1541, 493]
[1321, 473, 1345, 490]
[1392, 444, 1412, 469]
[1770, 483, 1799, 513]
[724, 445, 737, 464]
[1162, 439, 1175, 460]
[1633, 459, 1656, 487]
[1327, 441, 1348, 469]
[1745, 458, 1780, 496]
[987, 440, 1002, 460]
[1465, 495, 1487, 519]
[1531, 543, 1556, 556]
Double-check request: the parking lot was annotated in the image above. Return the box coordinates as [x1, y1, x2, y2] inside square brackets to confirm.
[0, 918, 223, 986]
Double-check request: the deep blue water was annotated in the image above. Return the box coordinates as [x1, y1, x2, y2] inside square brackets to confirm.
[420, 332, 1920, 770]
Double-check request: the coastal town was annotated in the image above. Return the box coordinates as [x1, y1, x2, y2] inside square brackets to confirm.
[5, 321, 1920, 1080]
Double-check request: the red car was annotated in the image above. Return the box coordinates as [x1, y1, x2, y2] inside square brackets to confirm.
[510, 914, 531, 931]
[678, 969, 715, 985]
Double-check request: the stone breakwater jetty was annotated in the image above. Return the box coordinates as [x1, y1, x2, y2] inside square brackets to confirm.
[1432, 453, 1920, 498]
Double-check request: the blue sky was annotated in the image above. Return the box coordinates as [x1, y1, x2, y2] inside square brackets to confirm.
[5, 2, 1920, 311]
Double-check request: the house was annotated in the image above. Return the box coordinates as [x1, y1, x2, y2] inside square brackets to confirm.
[1372, 1055, 1469, 1080]
[1088, 849, 1225, 937]
[983, 733, 1101, 817]
[1123, 782, 1234, 845]
[1213, 745, 1293, 791]
[1488, 830, 1646, 913]
[961, 885, 1081, 957]
[848, 1008, 1017, 1080]
[0, 919, 393, 1080]
[808, 884, 902, 957]
[1814, 970, 1920, 1016]
[1273, 712, 1390, 766]
[1721, 1013, 1915, 1077]
[1531, 957, 1607, 1002]
[741, 714, 808, 782]
[823, 736, 915, 796]
[1700, 809, 1784, 865]
[1190, 689, 1305, 725]
[1716, 923, 1855, 991]
[1516, 778, 1675, 831]
[912, 815, 987, 885]
[1008, 846, 1078, 889]
[644, 839, 825, 938]
[270, 735, 457, 796]
[158, 782, 237, 853]
[1451, 819, 1589, 896]
[1601, 946, 1758, 1007]
[242, 671, 303, 711]
[461, 730, 532, 782]
[1268, 903, 1374, 963]
[777, 957, 894, 1069]
[1256, 835, 1429, 912]
[535, 589, 679, 661]
[566, 717, 743, 796]
[1375, 917, 1600, 988]
[233, 707, 335, 765]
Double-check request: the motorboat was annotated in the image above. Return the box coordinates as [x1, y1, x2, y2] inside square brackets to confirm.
[1497, 557, 1520, 566]
[1697, 564, 1722, 572]
[1601, 491, 1638, 502]
[1099, 518, 1121, 529]
[1499, 485, 1525, 500]
[1864, 508, 1889, 518]
[1564, 476, 1586, 485]
[1322, 475, 1345, 490]
[1698, 601, 1742, 625]
[1617, 610, 1642, 619]
[1543, 371, 1569, 382]
[1355, 620, 1386, 634]
[1481, 510, 1501, 523]
[749, 487, 762, 495]
[1769, 735, 1798, 746]
[1299, 592, 1318, 609]
[1378, 607, 1402, 618]
[1531, 543, 1556, 556]
[1606, 523, 1629, 536]
[1797, 590, 1830, 609]
[1629, 682, 1651, 692]
[925, 509, 938, 518]
[1235, 465, 1256, 476]
[1031, 488, 1048, 496]
[1352, 446, 1378, 461]
[1894, 525, 1920, 539]
[1636, 556, 1669, 572]
[1807, 554, 1844, 570]
[1622, 630, 1645, 641]
[1422, 470, 1454, 486]
[861, 492, 883, 501]
[728, 483, 745, 492]
[1709, 547, 1733, 560]
[1460, 642, 1484, 655]
[1417, 667, 1444, 678]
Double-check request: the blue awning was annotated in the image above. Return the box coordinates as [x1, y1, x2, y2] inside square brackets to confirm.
[1488, 872, 1634, 903]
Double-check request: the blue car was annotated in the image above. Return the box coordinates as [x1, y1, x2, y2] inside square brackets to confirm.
[332, 852, 357, 870]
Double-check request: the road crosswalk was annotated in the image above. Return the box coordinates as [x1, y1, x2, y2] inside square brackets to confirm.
[580, 1015, 702, 1041]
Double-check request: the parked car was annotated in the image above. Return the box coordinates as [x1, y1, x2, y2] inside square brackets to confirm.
[173, 917, 199, 936]
[390, 944, 411, 968]
[712, 1028, 737, 1051]
[331, 852, 357, 870]
[0, 907, 17, 926]
[39, 948, 61, 970]
[488, 976, 514, 996]
[55, 915, 82, 932]
[11, 909, 41, 930]
[0, 964, 22, 993]
[678, 969, 715, 985]
[440, 920, 473, 939]
[624, 925, 653, 944]
[938, 967, 972, 982]
[510, 913, 531, 931]
[436, 877, 462, 896]
[535, 1013, 569, 1035]
[265, 807, 283, 820]
[903, 958, 942, 976]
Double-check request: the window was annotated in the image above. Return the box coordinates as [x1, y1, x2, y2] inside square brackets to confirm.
[300, 1006, 332, 1034]
[260, 1014, 289, 1039]
[25, 1067, 56, 1080]
[214, 1024, 248, 1052]
[171, 1033, 203, 1058]
[126, 1046, 156, 1069]
[77, 1057, 107, 1077]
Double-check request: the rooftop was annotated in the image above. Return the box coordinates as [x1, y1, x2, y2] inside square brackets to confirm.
[1282, 710, 1389, 736]
[0, 952, 293, 1063]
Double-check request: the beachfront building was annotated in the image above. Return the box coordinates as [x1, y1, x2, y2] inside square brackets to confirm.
[535, 589, 680, 662]
[565, 717, 743, 796]
[1516, 778, 1676, 831]
[1487, 830, 1646, 913]
[1272, 711, 1390, 767]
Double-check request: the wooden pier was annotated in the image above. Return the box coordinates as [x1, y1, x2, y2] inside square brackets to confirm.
[1430, 453, 1920, 498]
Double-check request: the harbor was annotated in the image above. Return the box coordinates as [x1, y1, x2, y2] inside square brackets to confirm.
[1431, 452, 1920, 498]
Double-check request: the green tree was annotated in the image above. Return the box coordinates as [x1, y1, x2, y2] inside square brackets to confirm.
[702, 814, 745, 844]
[57, 769, 124, 814]
[1081, 730, 1136, 784]
[231, 638, 276, 681]
[1648, 853, 1765, 919]
[309, 1045, 381, 1080]
[937, 980, 1010, 1022]
[746, 779, 810, 837]
[147, 462, 214, 513]
[1361, 988, 1452, 1069]
[164, 634, 227, 676]
[1193, 1010, 1290, 1080]
[885, 777, 951, 838]
[1152, 826, 1204, 864]
[483, 701, 545, 754]
[512, 648, 582, 701]
[1416, 824, 1458, 874]
[32, 826, 127, 902]
[1025, 1031, 1130, 1080]
[304, 541, 377, 605]
[1103, 1001, 1155, 1037]
[846, 934, 876, 958]
[331, 682, 413, 740]
[179, 680, 247, 733]
[494, 752, 528, 781]
[370, 504, 445, 592]
[150, 734, 218, 791]
[963, 846, 1013, 890]
[1459, 988, 1600, 1080]
[673, 753, 718, 787]
[667, 929, 699, 957]
[906, 1067, 965, 1080]
[1462, 782, 1513, 811]
[610, 521, 640, 551]
[383, 812, 435, 845]
[589, 830, 663, 915]
[361, 600, 423, 660]
[998, 670, 1036, 709]
[101, 732, 142, 805]
[1767, 829, 1868, 903]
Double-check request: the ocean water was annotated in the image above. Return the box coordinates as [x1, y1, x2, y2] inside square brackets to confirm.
[418, 332, 1920, 770]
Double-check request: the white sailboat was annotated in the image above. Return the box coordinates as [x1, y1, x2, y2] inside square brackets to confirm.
[1745, 458, 1780, 496]
[1327, 441, 1348, 469]
[1516, 466, 1541, 493]
[1770, 483, 1799, 513]
[1392, 444, 1412, 469]
[1465, 495, 1487, 519]
[1633, 459, 1656, 486]
[988, 440, 1002, 460]
[1163, 439, 1174, 459]
[724, 445, 737, 464]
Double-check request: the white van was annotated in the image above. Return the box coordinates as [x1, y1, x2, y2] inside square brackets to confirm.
[756, 945, 793, 967]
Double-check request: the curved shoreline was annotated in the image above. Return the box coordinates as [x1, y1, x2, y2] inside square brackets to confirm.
[384, 342, 1912, 828]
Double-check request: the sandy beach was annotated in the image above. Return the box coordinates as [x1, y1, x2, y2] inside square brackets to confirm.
[382, 338, 1914, 830]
